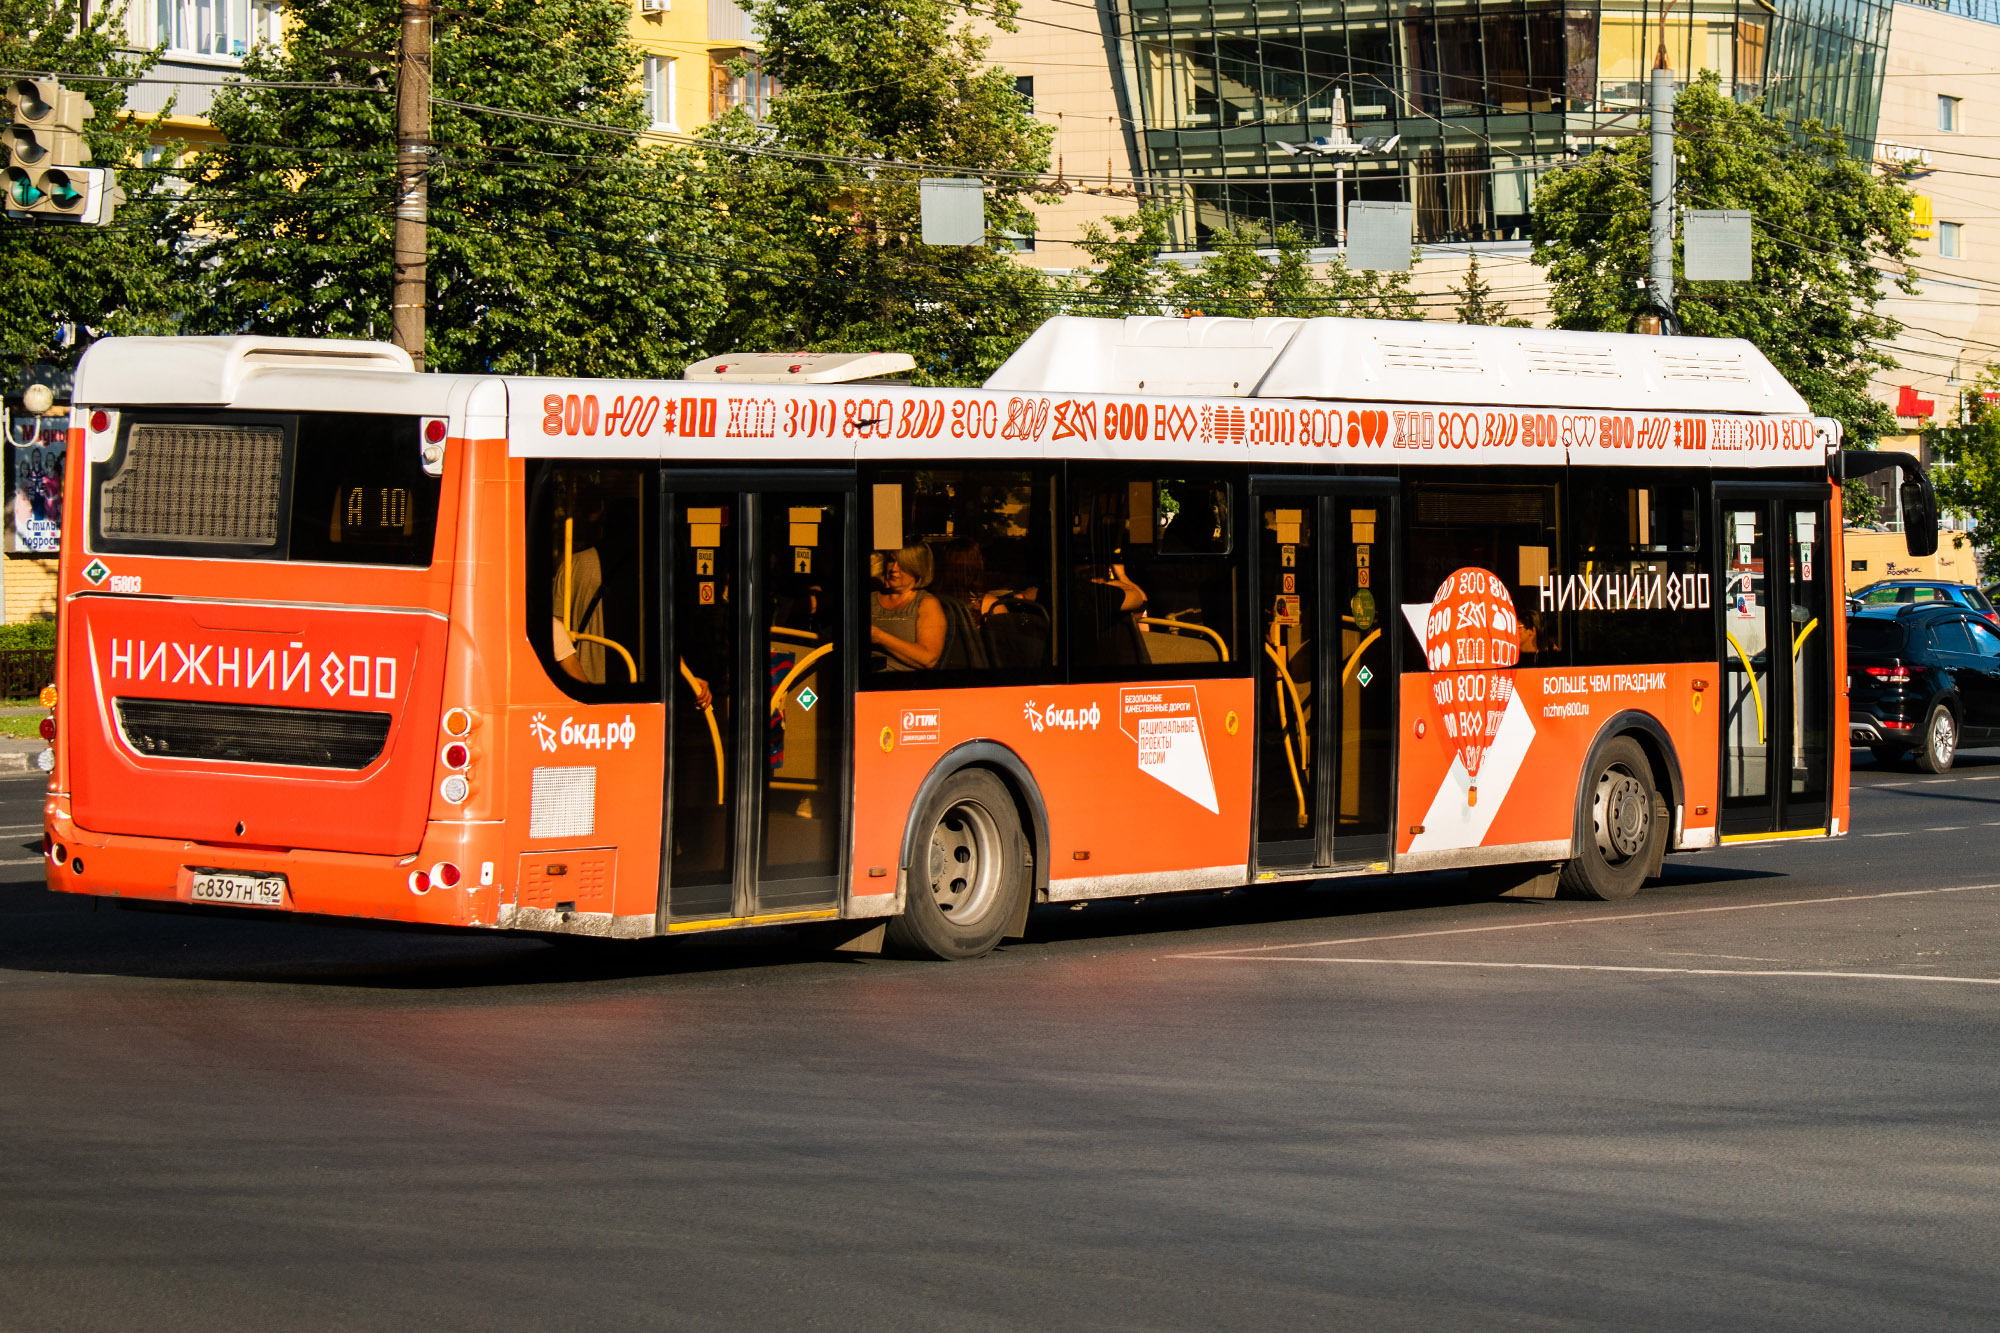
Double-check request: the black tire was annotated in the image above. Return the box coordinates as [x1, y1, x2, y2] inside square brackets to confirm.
[886, 768, 1029, 961]
[1559, 736, 1664, 901]
[1916, 704, 1958, 774]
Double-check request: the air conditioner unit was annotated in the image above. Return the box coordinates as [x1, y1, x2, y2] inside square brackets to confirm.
[641, 0, 669, 11]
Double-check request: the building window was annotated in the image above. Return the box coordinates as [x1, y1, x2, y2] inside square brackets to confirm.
[643, 56, 677, 131]
[1015, 76, 1034, 109]
[1941, 220, 1963, 259]
[710, 50, 777, 122]
[155, 0, 283, 58]
[1939, 95, 1962, 133]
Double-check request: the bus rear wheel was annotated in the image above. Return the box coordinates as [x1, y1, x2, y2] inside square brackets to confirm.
[887, 768, 1028, 961]
[1559, 737, 1663, 901]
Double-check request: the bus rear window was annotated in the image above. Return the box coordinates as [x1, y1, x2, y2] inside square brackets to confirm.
[1846, 618, 1907, 656]
[91, 411, 440, 566]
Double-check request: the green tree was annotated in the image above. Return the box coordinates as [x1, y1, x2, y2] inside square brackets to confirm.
[1450, 251, 1525, 326]
[1163, 221, 1422, 321]
[703, 0, 1056, 384]
[1070, 204, 1173, 316]
[1532, 72, 1915, 447]
[1927, 367, 2000, 564]
[1, 0, 182, 376]
[177, 0, 720, 376]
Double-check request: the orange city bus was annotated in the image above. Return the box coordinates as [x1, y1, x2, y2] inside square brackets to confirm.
[40, 316, 1937, 959]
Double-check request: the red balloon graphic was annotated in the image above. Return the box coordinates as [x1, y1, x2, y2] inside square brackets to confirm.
[1422, 567, 1522, 805]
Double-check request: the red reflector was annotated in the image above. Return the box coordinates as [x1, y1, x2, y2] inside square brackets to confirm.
[1882, 719, 1912, 730]
[424, 418, 447, 444]
[38, 716, 55, 741]
[436, 862, 462, 888]
[89, 409, 109, 434]
[442, 741, 470, 770]
[409, 870, 430, 894]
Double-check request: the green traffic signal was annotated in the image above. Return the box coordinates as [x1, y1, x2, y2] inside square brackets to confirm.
[6, 169, 42, 208]
[42, 171, 80, 209]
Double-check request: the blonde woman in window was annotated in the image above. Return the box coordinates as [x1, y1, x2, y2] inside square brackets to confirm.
[870, 544, 946, 670]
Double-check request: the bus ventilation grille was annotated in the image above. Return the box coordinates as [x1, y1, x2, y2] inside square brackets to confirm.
[114, 698, 392, 769]
[530, 766, 597, 839]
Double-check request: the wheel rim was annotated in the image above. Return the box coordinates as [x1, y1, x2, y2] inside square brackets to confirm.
[927, 799, 1003, 923]
[1934, 712, 1957, 764]
[1593, 763, 1650, 865]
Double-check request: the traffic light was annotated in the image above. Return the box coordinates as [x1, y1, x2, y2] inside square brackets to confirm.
[4, 77, 113, 224]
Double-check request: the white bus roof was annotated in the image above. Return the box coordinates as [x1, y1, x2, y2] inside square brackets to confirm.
[985, 316, 1810, 416]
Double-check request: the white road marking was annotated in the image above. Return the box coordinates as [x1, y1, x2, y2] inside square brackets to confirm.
[1862, 832, 1911, 837]
[1201, 957, 2000, 987]
[1178, 883, 2000, 958]
[0, 857, 45, 865]
[1926, 826, 1968, 832]
[1873, 782, 1914, 788]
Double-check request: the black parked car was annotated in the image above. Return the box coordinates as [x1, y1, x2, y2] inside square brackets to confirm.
[1849, 603, 2000, 771]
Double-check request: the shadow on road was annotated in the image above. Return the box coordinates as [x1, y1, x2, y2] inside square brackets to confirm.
[0, 855, 1788, 993]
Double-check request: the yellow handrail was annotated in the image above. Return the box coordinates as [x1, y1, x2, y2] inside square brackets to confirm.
[1725, 631, 1767, 745]
[771, 625, 821, 643]
[771, 642, 835, 714]
[1340, 628, 1383, 686]
[572, 632, 637, 682]
[1792, 617, 1819, 657]
[680, 659, 725, 806]
[1263, 642, 1310, 829]
[1138, 616, 1230, 662]
[560, 516, 638, 682]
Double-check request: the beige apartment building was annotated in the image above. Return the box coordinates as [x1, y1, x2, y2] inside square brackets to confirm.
[1873, 0, 2000, 429]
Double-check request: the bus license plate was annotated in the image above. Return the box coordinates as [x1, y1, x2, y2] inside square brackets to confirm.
[190, 871, 287, 908]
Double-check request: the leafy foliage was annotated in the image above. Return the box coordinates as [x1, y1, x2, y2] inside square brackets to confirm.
[1072, 211, 1422, 321]
[0, 0, 182, 375]
[1532, 73, 1915, 447]
[177, 0, 721, 376]
[702, 0, 1055, 384]
[1450, 252, 1524, 326]
[1926, 367, 2000, 563]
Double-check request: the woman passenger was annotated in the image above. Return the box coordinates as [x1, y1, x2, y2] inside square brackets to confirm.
[870, 544, 946, 670]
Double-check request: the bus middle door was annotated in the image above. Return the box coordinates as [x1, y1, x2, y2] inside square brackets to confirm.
[1250, 480, 1397, 875]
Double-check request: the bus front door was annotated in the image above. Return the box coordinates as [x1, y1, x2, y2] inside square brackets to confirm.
[1251, 482, 1397, 874]
[662, 476, 854, 923]
[1717, 488, 1832, 839]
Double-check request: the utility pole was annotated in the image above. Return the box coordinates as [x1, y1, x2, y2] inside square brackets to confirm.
[392, 0, 431, 370]
[1642, 3, 1678, 332]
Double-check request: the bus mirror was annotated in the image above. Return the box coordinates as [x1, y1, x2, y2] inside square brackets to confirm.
[1900, 477, 1939, 557]
[1840, 449, 1938, 559]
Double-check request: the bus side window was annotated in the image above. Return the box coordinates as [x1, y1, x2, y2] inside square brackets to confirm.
[862, 466, 1057, 681]
[529, 462, 660, 700]
[1568, 473, 1713, 667]
[1067, 469, 1241, 675]
[1406, 479, 1562, 666]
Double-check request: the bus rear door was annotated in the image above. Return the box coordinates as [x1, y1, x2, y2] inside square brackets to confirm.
[662, 474, 854, 922]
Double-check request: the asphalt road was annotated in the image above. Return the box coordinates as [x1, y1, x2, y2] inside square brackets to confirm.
[5, 756, 2000, 1330]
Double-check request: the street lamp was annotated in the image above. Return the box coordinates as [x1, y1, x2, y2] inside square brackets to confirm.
[1273, 87, 1400, 247]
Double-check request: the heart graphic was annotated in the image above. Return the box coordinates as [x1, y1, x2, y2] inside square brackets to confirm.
[1421, 567, 1522, 807]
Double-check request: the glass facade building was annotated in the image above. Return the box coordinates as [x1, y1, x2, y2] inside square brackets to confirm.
[1110, 0, 1895, 246]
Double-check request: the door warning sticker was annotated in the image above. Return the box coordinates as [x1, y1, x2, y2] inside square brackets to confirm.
[1119, 686, 1218, 813]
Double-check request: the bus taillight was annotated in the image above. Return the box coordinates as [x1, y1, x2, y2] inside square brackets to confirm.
[442, 707, 472, 737]
[431, 862, 462, 889]
[441, 741, 470, 771]
[440, 774, 470, 805]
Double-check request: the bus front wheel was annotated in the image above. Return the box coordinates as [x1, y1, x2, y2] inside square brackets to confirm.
[888, 768, 1029, 961]
[1559, 737, 1663, 901]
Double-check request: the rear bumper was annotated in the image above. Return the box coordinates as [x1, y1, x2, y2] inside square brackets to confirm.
[43, 792, 506, 929]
